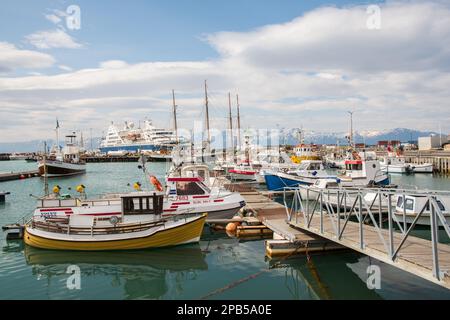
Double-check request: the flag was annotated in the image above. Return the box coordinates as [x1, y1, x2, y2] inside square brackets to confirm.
[56, 118, 60, 129]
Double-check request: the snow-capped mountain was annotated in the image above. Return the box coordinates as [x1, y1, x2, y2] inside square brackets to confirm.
[284, 128, 440, 145]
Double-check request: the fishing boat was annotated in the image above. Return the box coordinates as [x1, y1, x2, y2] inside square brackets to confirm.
[229, 163, 257, 181]
[24, 192, 207, 251]
[165, 163, 246, 219]
[380, 154, 411, 174]
[252, 151, 298, 183]
[38, 133, 86, 177]
[394, 194, 450, 226]
[264, 160, 331, 191]
[409, 163, 434, 173]
[338, 158, 390, 187]
[291, 144, 321, 164]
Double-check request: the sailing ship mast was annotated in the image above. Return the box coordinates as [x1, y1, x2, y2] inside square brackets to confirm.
[172, 89, 178, 144]
[204, 80, 211, 155]
[55, 118, 60, 153]
[43, 141, 48, 196]
[228, 92, 235, 163]
[236, 94, 241, 152]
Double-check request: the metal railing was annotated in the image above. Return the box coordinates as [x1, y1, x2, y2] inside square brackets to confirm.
[283, 186, 450, 282]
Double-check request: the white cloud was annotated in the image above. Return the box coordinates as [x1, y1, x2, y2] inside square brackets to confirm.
[0, 42, 55, 73]
[99, 60, 129, 69]
[45, 14, 62, 25]
[25, 29, 82, 49]
[58, 65, 73, 72]
[207, 1, 450, 73]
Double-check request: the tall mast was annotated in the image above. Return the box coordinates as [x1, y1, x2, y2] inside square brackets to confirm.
[348, 111, 354, 148]
[204, 80, 211, 150]
[228, 92, 234, 163]
[236, 94, 241, 151]
[43, 141, 48, 196]
[172, 89, 178, 144]
[55, 118, 60, 153]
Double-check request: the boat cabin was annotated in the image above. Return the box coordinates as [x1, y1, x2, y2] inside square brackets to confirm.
[311, 178, 340, 189]
[396, 195, 448, 214]
[297, 160, 324, 172]
[166, 177, 211, 198]
[121, 193, 164, 215]
[343, 160, 381, 179]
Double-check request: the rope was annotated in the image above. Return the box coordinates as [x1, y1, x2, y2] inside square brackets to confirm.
[199, 240, 311, 300]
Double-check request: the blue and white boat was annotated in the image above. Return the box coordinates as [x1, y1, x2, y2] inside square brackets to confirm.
[264, 160, 332, 191]
[265, 159, 390, 191]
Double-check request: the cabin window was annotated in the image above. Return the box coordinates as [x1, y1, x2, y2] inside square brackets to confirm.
[404, 199, 414, 210]
[397, 197, 404, 208]
[346, 164, 362, 170]
[122, 195, 164, 215]
[436, 200, 446, 211]
[176, 181, 205, 196]
[309, 163, 322, 171]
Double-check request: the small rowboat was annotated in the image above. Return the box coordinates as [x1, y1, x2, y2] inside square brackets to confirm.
[24, 192, 207, 251]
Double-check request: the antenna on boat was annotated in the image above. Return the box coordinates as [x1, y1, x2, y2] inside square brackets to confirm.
[172, 89, 179, 144]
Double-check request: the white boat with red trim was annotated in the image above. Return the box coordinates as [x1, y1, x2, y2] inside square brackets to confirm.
[229, 163, 257, 181]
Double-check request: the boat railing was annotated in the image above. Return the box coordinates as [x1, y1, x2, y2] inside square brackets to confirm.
[37, 197, 121, 208]
[30, 212, 203, 236]
[284, 184, 450, 283]
[30, 217, 168, 236]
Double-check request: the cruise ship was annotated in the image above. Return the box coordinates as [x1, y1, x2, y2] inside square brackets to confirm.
[99, 120, 179, 154]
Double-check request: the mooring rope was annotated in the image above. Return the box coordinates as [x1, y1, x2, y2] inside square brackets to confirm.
[199, 240, 311, 300]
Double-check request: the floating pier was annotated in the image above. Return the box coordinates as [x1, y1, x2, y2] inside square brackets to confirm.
[286, 186, 450, 289]
[0, 170, 40, 182]
[222, 181, 343, 257]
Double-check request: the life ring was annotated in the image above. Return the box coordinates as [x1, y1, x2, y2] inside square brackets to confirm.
[150, 176, 163, 192]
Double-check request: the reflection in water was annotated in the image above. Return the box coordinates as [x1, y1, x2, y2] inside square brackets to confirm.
[270, 252, 382, 300]
[23, 244, 208, 299]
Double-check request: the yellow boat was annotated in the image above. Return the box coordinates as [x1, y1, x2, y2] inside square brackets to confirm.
[24, 193, 207, 251]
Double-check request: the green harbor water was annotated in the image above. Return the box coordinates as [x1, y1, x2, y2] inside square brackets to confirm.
[1, 161, 450, 300]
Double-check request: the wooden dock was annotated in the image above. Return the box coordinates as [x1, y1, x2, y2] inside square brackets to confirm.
[0, 170, 40, 182]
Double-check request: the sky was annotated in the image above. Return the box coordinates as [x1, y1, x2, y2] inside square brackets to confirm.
[0, 0, 449, 142]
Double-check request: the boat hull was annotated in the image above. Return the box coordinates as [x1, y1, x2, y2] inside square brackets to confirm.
[410, 164, 433, 173]
[24, 214, 207, 251]
[393, 213, 450, 226]
[264, 173, 311, 191]
[38, 161, 86, 177]
[381, 164, 408, 174]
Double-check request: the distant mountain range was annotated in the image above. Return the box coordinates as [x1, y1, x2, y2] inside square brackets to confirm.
[0, 128, 443, 153]
[285, 128, 442, 146]
[0, 138, 102, 153]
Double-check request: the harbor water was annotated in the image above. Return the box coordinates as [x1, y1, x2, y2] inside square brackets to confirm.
[1, 161, 450, 300]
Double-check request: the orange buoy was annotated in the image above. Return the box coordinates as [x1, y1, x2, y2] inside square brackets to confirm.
[226, 222, 240, 233]
[150, 176, 163, 192]
[19, 174, 25, 179]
